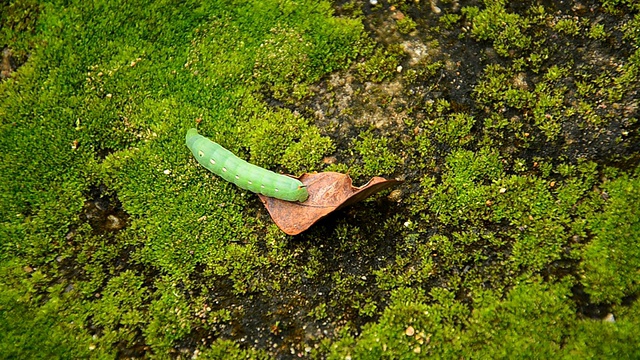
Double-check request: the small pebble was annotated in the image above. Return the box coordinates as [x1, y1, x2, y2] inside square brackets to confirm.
[65, 230, 76, 240]
[604, 313, 615, 323]
[322, 156, 337, 165]
[392, 11, 405, 21]
[94, 198, 109, 211]
[369, 0, 377, 4]
[405, 326, 415, 336]
[105, 214, 125, 230]
[388, 189, 402, 202]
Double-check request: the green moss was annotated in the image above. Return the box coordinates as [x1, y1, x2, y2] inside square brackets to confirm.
[462, 3, 531, 57]
[622, 13, 640, 45]
[554, 18, 581, 36]
[144, 279, 194, 352]
[568, 299, 640, 358]
[0, 261, 101, 358]
[421, 100, 476, 146]
[251, 13, 363, 101]
[0, 0, 41, 58]
[88, 270, 149, 347]
[355, 45, 404, 83]
[351, 130, 402, 178]
[474, 59, 585, 141]
[428, 147, 503, 226]
[588, 23, 608, 40]
[600, 0, 640, 13]
[331, 278, 640, 358]
[252, 26, 319, 100]
[439, 13, 461, 29]
[198, 339, 270, 359]
[328, 286, 468, 358]
[396, 16, 417, 35]
[374, 241, 434, 290]
[1, 0, 365, 355]
[462, 279, 576, 358]
[581, 173, 640, 304]
[240, 100, 334, 174]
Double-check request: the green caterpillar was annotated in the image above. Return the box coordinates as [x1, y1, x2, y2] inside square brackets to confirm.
[186, 128, 309, 202]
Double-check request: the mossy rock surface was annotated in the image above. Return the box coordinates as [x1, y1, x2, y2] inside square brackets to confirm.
[1, 0, 639, 358]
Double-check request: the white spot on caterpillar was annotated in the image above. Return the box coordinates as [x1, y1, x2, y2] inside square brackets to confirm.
[235, 175, 239, 180]
[222, 167, 227, 172]
[248, 181, 253, 185]
[210, 159, 216, 165]
[275, 188, 279, 192]
[261, 185, 265, 189]
[198, 151, 204, 157]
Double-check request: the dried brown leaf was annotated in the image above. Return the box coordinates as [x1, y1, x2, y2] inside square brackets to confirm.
[258, 172, 401, 235]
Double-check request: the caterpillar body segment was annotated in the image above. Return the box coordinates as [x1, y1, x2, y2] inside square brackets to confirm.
[186, 128, 308, 202]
